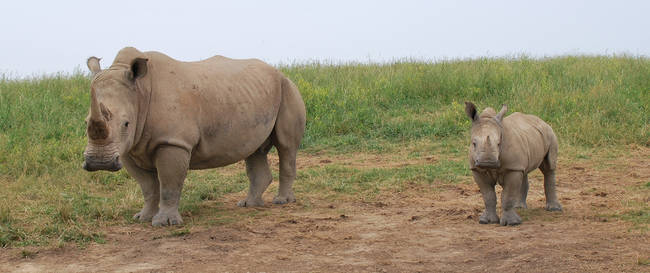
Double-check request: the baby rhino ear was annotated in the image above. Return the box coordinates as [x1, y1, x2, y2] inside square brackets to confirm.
[87, 57, 102, 76]
[465, 101, 478, 122]
[495, 104, 508, 122]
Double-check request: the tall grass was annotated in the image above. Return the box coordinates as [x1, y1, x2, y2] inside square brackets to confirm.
[279, 56, 648, 148]
[0, 56, 648, 247]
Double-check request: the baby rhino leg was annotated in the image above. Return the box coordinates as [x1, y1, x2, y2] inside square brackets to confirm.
[473, 171, 499, 224]
[501, 171, 523, 226]
[540, 161, 562, 211]
[515, 174, 529, 209]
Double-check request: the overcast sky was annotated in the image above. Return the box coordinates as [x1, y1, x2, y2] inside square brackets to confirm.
[1, 0, 648, 77]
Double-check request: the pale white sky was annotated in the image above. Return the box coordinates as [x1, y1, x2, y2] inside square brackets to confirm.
[1, 0, 648, 77]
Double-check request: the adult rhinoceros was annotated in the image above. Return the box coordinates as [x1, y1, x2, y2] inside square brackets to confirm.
[83, 47, 306, 226]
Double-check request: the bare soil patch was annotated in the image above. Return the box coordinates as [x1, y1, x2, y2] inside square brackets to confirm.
[1, 146, 648, 272]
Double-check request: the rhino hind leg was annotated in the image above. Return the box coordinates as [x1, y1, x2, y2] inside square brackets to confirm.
[515, 174, 529, 209]
[238, 143, 273, 207]
[271, 126, 299, 204]
[270, 78, 305, 205]
[540, 159, 562, 212]
[272, 146, 297, 205]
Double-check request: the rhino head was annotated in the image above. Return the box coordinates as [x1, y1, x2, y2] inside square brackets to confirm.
[82, 48, 148, 172]
[465, 102, 508, 169]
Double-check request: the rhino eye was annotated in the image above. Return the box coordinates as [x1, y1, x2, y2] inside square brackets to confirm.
[472, 141, 476, 148]
[124, 121, 129, 128]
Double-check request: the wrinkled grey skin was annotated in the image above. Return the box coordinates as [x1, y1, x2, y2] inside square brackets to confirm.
[465, 102, 562, 226]
[83, 47, 306, 226]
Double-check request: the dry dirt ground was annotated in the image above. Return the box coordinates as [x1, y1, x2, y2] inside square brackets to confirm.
[1, 146, 648, 272]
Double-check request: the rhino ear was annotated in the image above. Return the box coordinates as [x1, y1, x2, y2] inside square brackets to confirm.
[465, 101, 478, 122]
[87, 57, 102, 75]
[128, 57, 148, 81]
[495, 104, 508, 122]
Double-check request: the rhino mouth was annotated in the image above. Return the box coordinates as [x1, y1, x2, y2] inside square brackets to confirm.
[474, 160, 500, 169]
[83, 155, 122, 172]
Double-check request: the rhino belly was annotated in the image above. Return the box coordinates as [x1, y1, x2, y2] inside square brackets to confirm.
[188, 109, 278, 170]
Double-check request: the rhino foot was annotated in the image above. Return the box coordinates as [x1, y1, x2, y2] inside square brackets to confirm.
[479, 211, 499, 224]
[514, 201, 527, 209]
[152, 210, 183, 227]
[237, 198, 264, 207]
[272, 194, 296, 205]
[500, 210, 522, 226]
[545, 202, 563, 212]
[133, 207, 158, 222]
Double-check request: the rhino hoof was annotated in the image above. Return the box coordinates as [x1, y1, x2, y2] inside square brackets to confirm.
[500, 211, 522, 226]
[545, 203, 563, 212]
[152, 211, 183, 227]
[479, 211, 499, 224]
[514, 202, 528, 209]
[133, 208, 158, 222]
[237, 198, 264, 207]
[272, 194, 296, 205]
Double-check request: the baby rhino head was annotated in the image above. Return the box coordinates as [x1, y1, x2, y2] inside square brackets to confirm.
[464, 102, 508, 169]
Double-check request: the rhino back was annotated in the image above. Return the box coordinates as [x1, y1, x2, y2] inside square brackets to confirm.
[500, 112, 556, 172]
[135, 52, 283, 169]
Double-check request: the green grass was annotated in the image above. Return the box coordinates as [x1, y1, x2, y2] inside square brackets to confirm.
[281, 56, 649, 149]
[0, 56, 648, 248]
[619, 208, 650, 231]
[296, 160, 468, 199]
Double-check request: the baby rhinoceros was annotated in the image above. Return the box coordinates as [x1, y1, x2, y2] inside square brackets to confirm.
[464, 102, 562, 226]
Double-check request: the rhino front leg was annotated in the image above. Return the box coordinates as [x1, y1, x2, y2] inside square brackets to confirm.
[501, 171, 523, 226]
[473, 171, 499, 224]
[238, 149, 272, 207]
[152, 146, 189, 226]
[121, 155, 159, 222]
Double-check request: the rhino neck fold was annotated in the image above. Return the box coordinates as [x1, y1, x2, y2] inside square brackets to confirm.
[132, 66, 152, 150]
